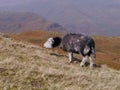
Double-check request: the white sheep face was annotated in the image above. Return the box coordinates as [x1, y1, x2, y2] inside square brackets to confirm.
[44, 38, 54, 48]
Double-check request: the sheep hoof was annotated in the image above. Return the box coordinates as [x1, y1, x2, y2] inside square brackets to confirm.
[69, 60, 73, 63]
[80, 63, 84, 67]
[89, 65, 94, 69]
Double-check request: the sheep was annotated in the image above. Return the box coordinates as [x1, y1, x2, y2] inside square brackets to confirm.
[44, 33, 96, 68]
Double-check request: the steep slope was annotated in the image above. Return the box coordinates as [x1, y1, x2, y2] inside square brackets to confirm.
[10, 30, 120, 70]
[0, 12, 65, 33]
[0, 33, 120, 90]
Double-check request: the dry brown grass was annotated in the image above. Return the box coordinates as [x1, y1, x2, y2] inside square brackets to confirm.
[0, 32, 120, 90]
[10, 30, 63, 46]
[94, 36, 120, 55]
[10, 30, 120, 70]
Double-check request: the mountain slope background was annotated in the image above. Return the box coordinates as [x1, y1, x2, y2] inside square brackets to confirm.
[0, 12, 65, 33]
[0, 31, 120, 90]
[0, 0, 120, 36]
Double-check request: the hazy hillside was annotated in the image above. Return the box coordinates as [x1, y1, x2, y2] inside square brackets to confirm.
[0, 32, 120, 90]
[0, 12, 65, 33]
[0, 0, 120, 36]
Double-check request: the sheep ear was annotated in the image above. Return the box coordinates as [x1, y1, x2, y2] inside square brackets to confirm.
[83, 45, 90, 54]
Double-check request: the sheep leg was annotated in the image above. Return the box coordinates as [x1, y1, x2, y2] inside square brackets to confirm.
[80, 56, 88, 67]
[89, 56, 94, 68]
[68, 52, 73, 63]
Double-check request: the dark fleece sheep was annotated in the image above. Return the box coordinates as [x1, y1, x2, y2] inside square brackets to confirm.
[44, 33, 96, 68]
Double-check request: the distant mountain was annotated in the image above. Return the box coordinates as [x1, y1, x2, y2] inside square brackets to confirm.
[0, 12, 65, 33]
[0, 0, 120, 36]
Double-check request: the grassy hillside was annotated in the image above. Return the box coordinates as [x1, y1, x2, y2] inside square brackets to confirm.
[10, 30, 120, 70]
[0, 32, 120, 90]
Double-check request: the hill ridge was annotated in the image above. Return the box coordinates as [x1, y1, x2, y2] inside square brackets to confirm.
[0, 12, 65, 33]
